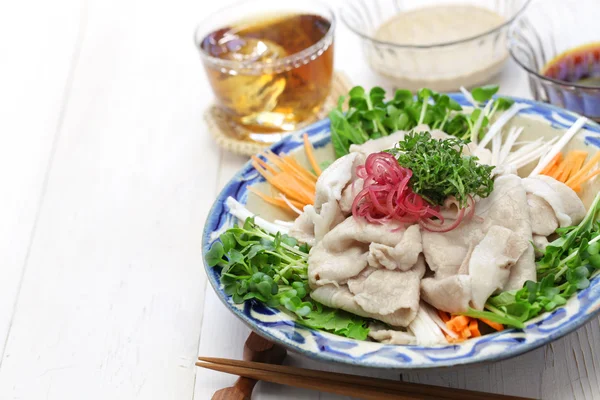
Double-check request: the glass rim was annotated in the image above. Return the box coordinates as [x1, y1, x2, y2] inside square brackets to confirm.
[193, 0, 336, 71]
[508, 23, 600, 91]
[340, 0, 531, 49]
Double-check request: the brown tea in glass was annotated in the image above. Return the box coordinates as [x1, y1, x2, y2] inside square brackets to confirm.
[196, 2, 334, 141]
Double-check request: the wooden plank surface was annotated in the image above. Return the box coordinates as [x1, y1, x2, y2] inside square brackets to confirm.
[0, 0, 85, 359]
[0, 0, 219, 398]
[1, 0, 599, 399]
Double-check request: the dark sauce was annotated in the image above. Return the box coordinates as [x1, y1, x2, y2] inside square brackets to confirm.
[542, 42, 600, 87]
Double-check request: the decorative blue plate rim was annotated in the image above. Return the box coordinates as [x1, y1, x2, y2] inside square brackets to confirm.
[202, 94, 600, 369]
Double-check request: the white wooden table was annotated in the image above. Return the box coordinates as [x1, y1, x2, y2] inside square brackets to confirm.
[1, 0, 599, 398]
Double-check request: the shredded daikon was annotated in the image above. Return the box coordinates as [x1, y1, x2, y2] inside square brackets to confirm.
[510, 144, 556, 169]
[422, 303, 459, 339]
[506, 138, 558, 170]
[505, 138, 546, 164]
[470, 100, 494, 145]
[476, 103, 531, 152]
[491, 129, 502, 166]
[460, 86, 478, 107]
[408, 303, 448, 345]
[512, 140, 535, 146]
[274, 220, 294, 227]
[278, 194, 303, 215]
[529, 116, 588, 176]
[225, 197, 289, 235]
[497, 126, 524, 165]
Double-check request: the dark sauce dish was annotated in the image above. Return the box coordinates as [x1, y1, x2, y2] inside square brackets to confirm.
[508, 0, 600, 121]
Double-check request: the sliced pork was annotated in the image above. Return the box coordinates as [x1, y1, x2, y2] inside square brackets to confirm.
[522, 175, 586, 227]
[289, 137, 588, 342]
[339, 178, 363, 214]
[308, 217, 424, 327]
[289, 152, 364, 245]
[349, 130, 407, 156]
[367, 323, 416, 345]
[421, 175, 535, 312]
[314, 152, 364, 211]
[469, 225, 529, 309]
[527, 193, 559, 236]
[367, 225, 422, 271]
[533, 234, 550, 254]
[311, 262, 423, 327]
[309, 217, 411, 286]
[421, 275, 472, 314]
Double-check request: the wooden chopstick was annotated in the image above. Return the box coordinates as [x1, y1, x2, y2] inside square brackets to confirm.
[197, 357, 531, 400]
[198, 360, 426, 400]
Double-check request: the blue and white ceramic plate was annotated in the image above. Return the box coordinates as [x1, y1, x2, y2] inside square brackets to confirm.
[203, 94, 600, 369]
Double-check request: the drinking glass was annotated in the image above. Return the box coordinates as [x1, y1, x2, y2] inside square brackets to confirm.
[195, 0, 335, 143]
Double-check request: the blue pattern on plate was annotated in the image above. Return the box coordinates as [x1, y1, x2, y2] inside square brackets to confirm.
[202, 94, 600, 368]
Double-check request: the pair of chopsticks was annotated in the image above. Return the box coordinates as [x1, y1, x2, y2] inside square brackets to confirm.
[197, 357, 531, 400]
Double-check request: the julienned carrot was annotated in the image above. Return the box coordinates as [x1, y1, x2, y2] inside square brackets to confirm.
[550, 154, 569, 180]
[271, 174, 314, 203]
[260, 155, 317, 198]
[539, 153, 562, 176]
[469, 320, 481, 337]
[283, 156, 318, 182]
[265, 151, 317, 183]
[252, 162, 311, 205]
[557, 151, 587, 182]
[541, 150, 599, 192]
[248, 187, 304, 212]
[446, 315, 470, 332]
[570, 151, 588, 174]
[250, 145, 321, 213]
[251, 155, 277, 175]
[565, 152, 600, 185]
[303, 133, 322, 176]
[569, 169, 600, 192]
[439, 311, 501, 342]
[479, 318, 504, 331]
[436, 311, 463, 342]
[582, 169, 600, 183]
[437, 310, 450, 323]
[556, 152, 576, 181]
[270, 168, 314, 195]
[566, 152, 600, 189]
